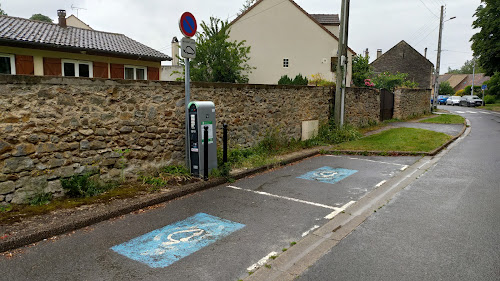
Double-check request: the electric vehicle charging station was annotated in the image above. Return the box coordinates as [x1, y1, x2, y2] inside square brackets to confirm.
[188, 101, 217, 177]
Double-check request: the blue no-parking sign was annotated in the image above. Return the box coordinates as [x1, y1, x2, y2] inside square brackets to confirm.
[179, 12, 197, 38]
[482, 84, 487, 90]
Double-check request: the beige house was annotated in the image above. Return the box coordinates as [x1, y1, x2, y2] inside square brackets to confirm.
[229, 0, 354, 85]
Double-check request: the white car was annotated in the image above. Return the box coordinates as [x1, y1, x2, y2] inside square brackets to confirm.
[446, 96, 461, 106]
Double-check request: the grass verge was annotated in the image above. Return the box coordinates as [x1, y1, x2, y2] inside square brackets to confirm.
[419, 114, 465, 124]
[478, 103, 500, 112]
[333, 128, 452, 152]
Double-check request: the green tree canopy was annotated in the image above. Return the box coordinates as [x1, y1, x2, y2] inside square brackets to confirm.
[484, 72, 500, 97]
[470, 0, 500, 76]
[190, 17, 253, 83]
[438, 81, 454, 96]
[447, 58, 484, 74]
[372, 72, 418, 91]
[0, 4, 7, 16]
[30, 14, 53, 23]
[351, 54, 372, 87]
[239, 0, 257, 15]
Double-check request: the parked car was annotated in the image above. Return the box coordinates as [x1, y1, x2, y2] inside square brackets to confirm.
[446, 96, 461, 106]
[437, 95, 449, 105]
[459, 95, 483, 107]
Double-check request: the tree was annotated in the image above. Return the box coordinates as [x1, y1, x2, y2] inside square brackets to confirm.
[464, 85, 482, 95]
[351, 54, 372, 87]
[30, 14, 53, 23]
[190, 17, 253, 83]
[470, 0, 500, 76]
[372, 72, 418, 91]
[438, 81, 454, 96]
[484, 72, 500, 97]
[0, 4, 7, 16]
[239, 0, 257, 15]
[447, 58, 484, 74]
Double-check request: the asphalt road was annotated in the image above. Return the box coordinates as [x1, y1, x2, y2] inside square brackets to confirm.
[0, 153, 420, 280]
[298, 105, 500, 280]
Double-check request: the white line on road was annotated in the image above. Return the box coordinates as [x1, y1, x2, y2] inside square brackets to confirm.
[324, 201, 356, 219]
[467, 111, 477, 113]
[227, 186, 337, 210]
[401, 165, 409, 171]
[456, 111, 465, 114]
[325, 155, 407, 167]
[247, 251, 278, 271]
[375, 180, 387, 187]
[302, 225, 320, 237]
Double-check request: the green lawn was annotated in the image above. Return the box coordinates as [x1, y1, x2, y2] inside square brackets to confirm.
[419, 114, 465, 124]
[478, 103, 500, 112]
[334, 128, 452, 152]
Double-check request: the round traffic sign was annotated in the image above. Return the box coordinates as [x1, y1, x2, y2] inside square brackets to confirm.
[179, 12, 197, 38]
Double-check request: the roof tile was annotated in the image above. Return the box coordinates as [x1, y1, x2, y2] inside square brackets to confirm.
[0, 15, 170, 61]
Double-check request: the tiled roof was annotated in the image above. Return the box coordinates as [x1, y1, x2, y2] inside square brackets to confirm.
[0, 15, 170, 61]
[310, 14, 340, 25]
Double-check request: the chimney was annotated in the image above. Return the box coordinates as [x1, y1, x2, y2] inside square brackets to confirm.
[57, 10, 67, 28]
[364, 48, 369, 58]
[171, 37, 179, 66]
[377, 49, 382, 59]
[424, 47, 428, 58]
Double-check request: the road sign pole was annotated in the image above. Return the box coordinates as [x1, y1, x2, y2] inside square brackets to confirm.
[185, 57, 190, 168]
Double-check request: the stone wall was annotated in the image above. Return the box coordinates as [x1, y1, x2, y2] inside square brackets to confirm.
[0, 75, 330, 204]
[344, 87, 380, 127]
[394, 88, 431, 119]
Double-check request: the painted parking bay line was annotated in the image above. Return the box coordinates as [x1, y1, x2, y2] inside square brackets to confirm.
[111, 213, 245, 268]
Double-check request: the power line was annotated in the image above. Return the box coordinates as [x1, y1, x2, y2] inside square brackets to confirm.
[414, 24, 440, 47]
[417, 0, 440, 18]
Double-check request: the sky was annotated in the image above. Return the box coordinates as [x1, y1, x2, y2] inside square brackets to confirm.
[1, 0, 482, 73]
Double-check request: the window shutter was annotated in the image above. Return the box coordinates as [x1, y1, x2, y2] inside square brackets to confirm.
[93, 62, 108, 78]
[15, 55, 34, 75]
[43, 58, 62, 76]
[147, 67, 160, 81]
[110, 64, 124, 79]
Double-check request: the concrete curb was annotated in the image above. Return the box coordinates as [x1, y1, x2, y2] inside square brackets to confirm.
[0, 122, 465, 253]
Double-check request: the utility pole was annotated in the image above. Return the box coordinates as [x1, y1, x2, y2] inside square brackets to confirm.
[335, 0, 350, 127]
[471, 59, 476, 96]
[433, 5, 444, 110]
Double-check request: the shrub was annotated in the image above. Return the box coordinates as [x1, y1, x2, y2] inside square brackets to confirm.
[464, 85, 481, 95]
[455, 89, 465, 96]
[292, 74, 308, 85]
[278, 75, 293, 85]
[29, 192, 53, 206]
[484, 95, 496, 104]
[310, 73, 335, 87]
[372, 72, 418, 91]
[61, 173, 114, 198]
[438, 81, 455, 96]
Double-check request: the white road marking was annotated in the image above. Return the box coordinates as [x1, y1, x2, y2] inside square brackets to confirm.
[344, 157, 407, 167]
[302, 225, 320, 237]
[324, 201, 356, 219]
[467, 111, 477, 113]
[375, 180, 387, 187]
[456, 111, 465, 114]
[400, 165, 409, 171]
[247, 251, 278, 271]
[227, 186, 337, 210]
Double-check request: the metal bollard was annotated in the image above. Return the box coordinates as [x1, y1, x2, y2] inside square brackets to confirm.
[223, 123, 228, 164]
[204, 126, 209, 181]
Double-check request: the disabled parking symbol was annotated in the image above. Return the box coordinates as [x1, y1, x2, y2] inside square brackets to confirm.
[111, 213, 245, 268]
[297, 166, 357, 184]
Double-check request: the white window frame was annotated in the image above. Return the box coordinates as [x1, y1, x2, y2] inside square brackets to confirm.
[61, 59, 93, 78]
[0, 53, 16, 74]
[124, 65, 147, 80]
[283, 58, 289, 68]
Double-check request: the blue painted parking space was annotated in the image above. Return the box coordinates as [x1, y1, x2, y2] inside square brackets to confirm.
[111, 213, 245, 268]
[297, 166, 358, 185]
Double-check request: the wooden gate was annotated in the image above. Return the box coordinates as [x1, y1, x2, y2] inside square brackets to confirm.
[380, 89, 394, 121]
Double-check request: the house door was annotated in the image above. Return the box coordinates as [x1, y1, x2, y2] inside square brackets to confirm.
[380, 89, 394, 121]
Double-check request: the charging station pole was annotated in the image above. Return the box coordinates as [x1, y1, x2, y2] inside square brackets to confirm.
[179, 12, 197, 168]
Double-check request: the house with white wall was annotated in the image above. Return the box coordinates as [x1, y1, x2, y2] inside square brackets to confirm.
[229, 0, 355, 85]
